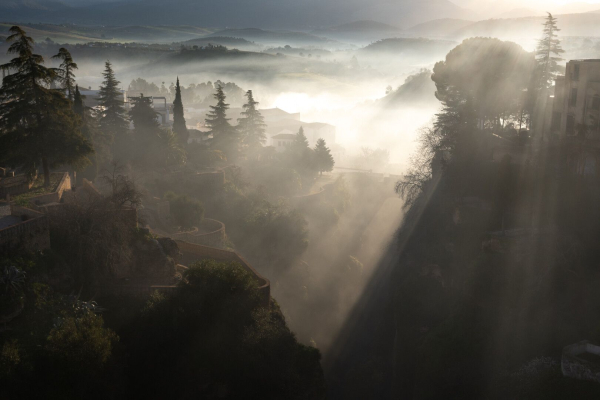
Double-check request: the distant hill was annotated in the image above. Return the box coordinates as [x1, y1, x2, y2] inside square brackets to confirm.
[496, 8, 545, 19]
[452, 13, 600, 41]
[360, 38, 457, 67]
[408, 13, 600, 41]
[184, 37, 261, 51]
[317, 20, 401, 34]
[407, 18, 474, 38]
[207, 28, 334, 47]
[0, 0, 477, 30]
[313, 20, 403, 43]
[362, 37, 456, 55]
[0, 23, 216, 44]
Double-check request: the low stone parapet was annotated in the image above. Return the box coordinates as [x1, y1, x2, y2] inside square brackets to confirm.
[562, 341, 600, 383]
[175, 240, 271, 307]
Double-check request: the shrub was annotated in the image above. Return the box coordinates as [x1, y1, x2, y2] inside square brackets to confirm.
[165, 191, 205, 229]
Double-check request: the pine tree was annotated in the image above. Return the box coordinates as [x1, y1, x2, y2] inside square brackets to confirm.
[172, 77, 189, 146]
[129, 94, 160, 143]
[205, 84, 239, 160]
[289, 127, 311, 166]
[237, 90, 266, 154]
[98, 61, 128, 143]
[535, 13, 564, 91]
[205, 84, 232, 137]
[292, 126, 310, 150]
[52, 47, 77, 101]
[0, 26, 93, 187]
[314, 138, 335, 175]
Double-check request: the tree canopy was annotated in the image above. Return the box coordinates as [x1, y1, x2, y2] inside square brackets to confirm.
[98, 61, 128, 144]
[0, 26, 92, 186]
[432, 37, 534, 131]
[238, 90, 267, 154]
[314, 138, 335, 175]
[52, 47, 77, 101]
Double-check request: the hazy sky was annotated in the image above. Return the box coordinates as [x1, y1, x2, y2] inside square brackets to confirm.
[455, 0, 600, 10]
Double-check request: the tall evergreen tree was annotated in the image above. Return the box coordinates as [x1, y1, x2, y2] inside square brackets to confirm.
[172, 77, 189, 146]
[52, 47, 77, 101]
[129, 94, 160, 143]
[535, 13, 564, 91]
[238, 90, 266, 154]
[314, 138, 334, 175]
[98, 61, 128, 144]
[0, 26, 92, 186]
[73, 85, 100, 181]
[291, 126, 310, 151]
[205, 84, 233, 137]
[73, 84, 85, 118]
[205, 85, 239, 160]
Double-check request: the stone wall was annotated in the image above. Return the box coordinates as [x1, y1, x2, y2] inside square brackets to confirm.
[0, 176, 33, 198]
[28, 172, 71, 206]
[175, 240, 271, 307]
[289, 183, 333, 209]
[562, 341, 600, 383]
[168, 219, 226, 248]
[0, 206, 50, 253]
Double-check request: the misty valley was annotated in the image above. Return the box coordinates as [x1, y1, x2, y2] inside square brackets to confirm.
[3, 1, 600, 399]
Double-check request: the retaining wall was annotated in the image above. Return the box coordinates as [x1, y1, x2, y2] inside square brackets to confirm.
[0, 206, 50, 253]
[168, 219, 226, 247]
[562, 341, 600, 383]
[175, 240, 271, 307]
[28, 172, 71, 205]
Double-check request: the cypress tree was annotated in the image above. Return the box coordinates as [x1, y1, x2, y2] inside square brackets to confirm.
[52, 47, 77, 101]
[172, 77, 189, 146]
[74, 84, 100, 181]
[0, 26, 93, 186]
[98, 61, 128, 144]
[237, 90, 266, 154]
[73, 84, 85, 119]
[314, 138, 335, 175]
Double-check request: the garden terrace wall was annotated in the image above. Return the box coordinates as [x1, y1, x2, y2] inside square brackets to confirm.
[562, 341, 600, 383]
[28, 172, 71, 206]
[168, 219, 226, 247]
[175, 240, 271, 307]
[0, 206, 50, 253]
[0, 175, 33, 198]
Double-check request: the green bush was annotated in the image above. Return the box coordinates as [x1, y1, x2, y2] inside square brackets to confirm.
[165, 191, 205, 229]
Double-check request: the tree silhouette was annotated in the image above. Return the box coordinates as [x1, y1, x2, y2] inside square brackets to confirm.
[52, 47, 77, 101]
[314, 138, 334, 175]
[98, 61, 128, 145]
[129, 94, 160, 148]
[0, 26, 92, 186]
[205, 84, 238, 160]
[535, 13, 564, 91]
[172, 77, 189, 146]
[238, 90, 266, 154]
